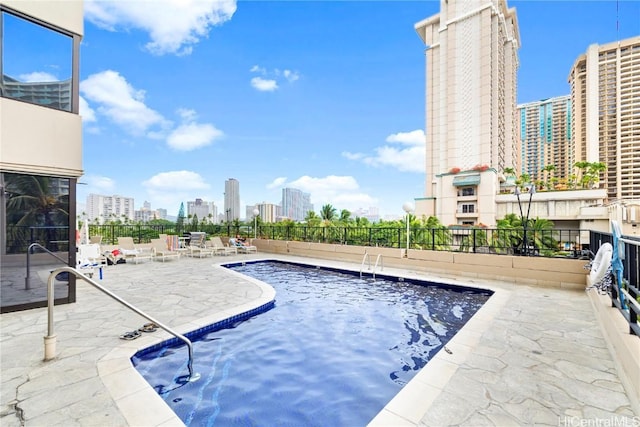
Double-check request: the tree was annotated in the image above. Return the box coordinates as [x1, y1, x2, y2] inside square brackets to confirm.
[339, 209, 351, 223]
[176, 202, 186, 232]
[542, 165, 556, 190]
[4, 174, 69, 252]
[320, 204, 337, 222]
[305, 211, 321, 227]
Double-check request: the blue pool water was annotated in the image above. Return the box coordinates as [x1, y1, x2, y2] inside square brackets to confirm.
[132, 260, 492, 426]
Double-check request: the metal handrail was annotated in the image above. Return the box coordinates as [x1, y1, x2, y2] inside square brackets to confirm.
[360, 253, 371, 277]
[45, 266, 199, 381]
[25, 242, 69, 290]
[373, 254, 384, 278]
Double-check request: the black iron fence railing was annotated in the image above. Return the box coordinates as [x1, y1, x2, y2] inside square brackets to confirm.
[590, 230, 640, 337]
[5, 226, 69, 254]
[5, 224, 588, 259]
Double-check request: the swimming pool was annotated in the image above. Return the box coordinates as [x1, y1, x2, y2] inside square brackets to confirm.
[132, 260, 492, 426]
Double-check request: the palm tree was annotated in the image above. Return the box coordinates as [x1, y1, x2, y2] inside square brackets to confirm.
[339, 209, 351, 224]
[305, 211, 321, 227]
[542, 165, 556, 190]
[320, 204, 337, 222]
[5, 174, 69, 252]
[574, 161, 590, 188]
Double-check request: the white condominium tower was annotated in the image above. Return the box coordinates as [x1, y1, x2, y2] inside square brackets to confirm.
[569, 36, 640, 202]
[224, 178, 240, 222]
[86, 194, 134, 224]
[517, 95, 572, 183]
[281, 187, 313, 222]
[414, 0, 520, 226]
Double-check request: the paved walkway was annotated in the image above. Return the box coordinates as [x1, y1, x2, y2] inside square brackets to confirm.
[1, 254, 638, 426]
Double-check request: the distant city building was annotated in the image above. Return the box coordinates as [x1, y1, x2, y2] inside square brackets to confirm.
[157, 208, 167, 220]
[569, 36, 640, 201]
[86, 193, 134, 224]
[187, 198, 216, 223]
[255, 202, 280, 223]
[281, 188, 313, 222]
[414, 0, 520, 226]
[517, 95, 572, 183]
[224, 178, 240, 222]
[352, 207, 380, 222]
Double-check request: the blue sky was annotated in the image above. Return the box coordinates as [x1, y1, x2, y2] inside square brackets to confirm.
[69, 0, 640, 219]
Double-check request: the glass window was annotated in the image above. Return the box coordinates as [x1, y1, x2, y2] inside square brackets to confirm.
[1, 172, 74, 312]
[1, 10, 73, 111]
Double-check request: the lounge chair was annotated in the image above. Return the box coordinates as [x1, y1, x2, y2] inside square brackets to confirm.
[117, 237, 153, 264]
[210, 236, 237, 256]
[186, 233, 214, 258]
[229, 236, 258, 254]
[89, 235, 103, 244]
[238, 240, 258, 254]
[150, 238, 180, 262]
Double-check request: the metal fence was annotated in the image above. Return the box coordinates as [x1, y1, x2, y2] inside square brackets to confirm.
[6, 224, 589, 259]
[68, 224, 587, 258]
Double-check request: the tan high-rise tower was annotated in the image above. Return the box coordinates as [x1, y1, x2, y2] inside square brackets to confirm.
[414, 0, 520, 226]
[569, 36, 640, 202]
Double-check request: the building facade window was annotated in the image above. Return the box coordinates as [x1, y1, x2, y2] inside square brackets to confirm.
[1, 172, 76, 312]
[461, 204, 475, 213]
[0, 7, 79, 113]
[459, 187, 476, 197]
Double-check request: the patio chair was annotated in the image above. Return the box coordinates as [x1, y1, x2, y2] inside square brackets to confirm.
[210, 236, 237, 256]
[186, 233, 214, 258]
[237, 239, 258, 254]
[77, 243, 106, 278]
[150, 238, 180, 262]
[117, 237, 153, 264]
[89, 235, 102, 244]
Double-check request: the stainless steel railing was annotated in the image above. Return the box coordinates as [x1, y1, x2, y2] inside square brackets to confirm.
[44, 266, 199, 381]
[25, 242, 68, 290]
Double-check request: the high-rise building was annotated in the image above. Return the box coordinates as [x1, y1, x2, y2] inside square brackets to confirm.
[517, 95, 572, 183]
[281, 188, 313, 222]
[187, 198, 214, 222]
[224, 178, 240, 222]
[414, 0, 520, 226]
[255, 202, 280, 223]
[86, 194, 134, 224]
[569, 36, 640, 201]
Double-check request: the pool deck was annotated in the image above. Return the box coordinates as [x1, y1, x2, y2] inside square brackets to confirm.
[1, 253, 638, 426]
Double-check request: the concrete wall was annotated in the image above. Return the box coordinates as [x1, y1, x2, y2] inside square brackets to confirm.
[249, 239, 588, 290]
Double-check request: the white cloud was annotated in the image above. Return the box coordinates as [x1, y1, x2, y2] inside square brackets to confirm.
[385, 129, 425, 145]
[285, 175, 377, 212]
[81, 175, 116, 193]
[251, 77, 278, 92]
[18, 71, 58, 82]
[267, 177, 287, 189]
[282, 69, 300, 82]
[343, 129, 426, 173]
[167, 108, 224, 151]
[142, 170, 211, 207]
[249, 65, 300, 91]
[80, 70, 167, 135]
[79, 96, 96, 122]
[84, 0, 237, 56]
[250, 65, 266, 74]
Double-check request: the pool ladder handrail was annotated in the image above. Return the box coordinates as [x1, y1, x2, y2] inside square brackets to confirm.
[44, 266, 199, 381]
[25, 242, 68, 290]
[360, 253, 384, 278]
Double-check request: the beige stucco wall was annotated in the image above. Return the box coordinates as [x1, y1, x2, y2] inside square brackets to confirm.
[0, 97, 83, 178]
[250, 239, 588, 290]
